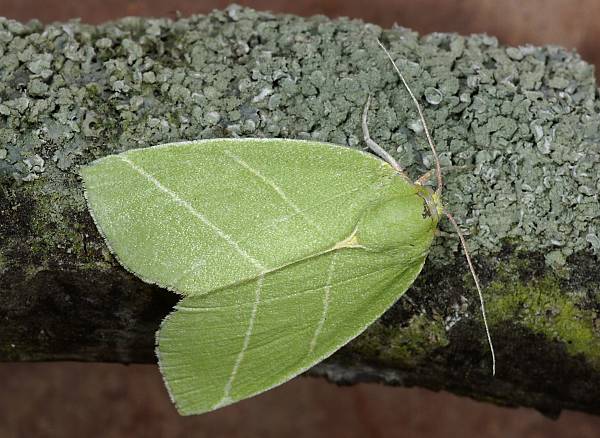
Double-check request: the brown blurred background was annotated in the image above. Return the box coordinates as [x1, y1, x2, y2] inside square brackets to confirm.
[2, 0, 600, 71]
[1, 1, 600, 437]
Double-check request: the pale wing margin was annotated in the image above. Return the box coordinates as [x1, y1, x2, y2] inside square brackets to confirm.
[157, 243, 429, 415]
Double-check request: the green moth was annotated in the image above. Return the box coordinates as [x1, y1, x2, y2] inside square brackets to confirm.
[81, 41, 494, 415]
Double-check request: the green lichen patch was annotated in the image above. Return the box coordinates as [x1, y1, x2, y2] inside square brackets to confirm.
[349, 313, 449, 367]
[488, 269, 600, 367]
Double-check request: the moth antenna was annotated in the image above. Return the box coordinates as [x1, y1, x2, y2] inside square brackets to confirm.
[445, 211, 496, 376]
[377, 38, 495, 375]
[376, 39, 443, 197]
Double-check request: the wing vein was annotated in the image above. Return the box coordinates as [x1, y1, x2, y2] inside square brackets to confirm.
[119, 155, 264, 270]
[235, 186, 363, 248]
[224, 149, 326, 236]
[174, 260, 399, 313]
[216, 274, 265, 408]
[308, 252, 337, 354]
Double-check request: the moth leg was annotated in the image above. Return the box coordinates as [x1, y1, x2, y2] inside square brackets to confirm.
[414, 169, 433, 186]
[415, 164, 475, 186]
[362, 96, 409, 179]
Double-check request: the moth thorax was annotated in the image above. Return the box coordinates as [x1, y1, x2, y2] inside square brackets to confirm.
[355, 194, 438, 252]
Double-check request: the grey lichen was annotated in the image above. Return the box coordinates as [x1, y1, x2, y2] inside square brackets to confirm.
[2, 7, 595, 268]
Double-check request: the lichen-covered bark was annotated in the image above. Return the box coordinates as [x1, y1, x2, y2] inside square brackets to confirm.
[1, 5, 599, 417]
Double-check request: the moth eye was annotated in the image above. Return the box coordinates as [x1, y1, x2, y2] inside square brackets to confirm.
[421, 200, 432, 220]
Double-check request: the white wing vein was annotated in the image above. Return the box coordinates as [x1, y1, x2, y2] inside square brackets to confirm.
[119, 155, 265, 271]
[224, 149, 326, 236]
[174, 262, 398, 313]
[308, 252, 337, 354]
[215, 274, 265, 408]
[234, 186, 363, 248]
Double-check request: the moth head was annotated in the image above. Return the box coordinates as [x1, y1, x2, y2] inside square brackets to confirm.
[416, 185, 443, 222]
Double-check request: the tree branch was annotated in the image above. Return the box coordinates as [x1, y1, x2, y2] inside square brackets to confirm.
[1, 5, 600, 417]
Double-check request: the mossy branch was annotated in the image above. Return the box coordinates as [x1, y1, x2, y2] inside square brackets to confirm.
[1, 5, 600, 417]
